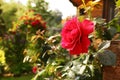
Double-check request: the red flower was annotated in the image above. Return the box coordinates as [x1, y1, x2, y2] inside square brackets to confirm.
[32, 66, 38, 74]
[61, 17, 94, 55]
[31, 20, 40, 27]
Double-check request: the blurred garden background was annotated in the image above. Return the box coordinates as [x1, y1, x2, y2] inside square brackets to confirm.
[0, 0, 120, 80]
[0, 0, 64, 79]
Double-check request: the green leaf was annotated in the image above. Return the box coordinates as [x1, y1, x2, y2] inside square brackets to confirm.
[97, 50, 116, 66]
[0, 49, 5, 65]
[117, 25, 120, 32]
[116, 0, 120, 7]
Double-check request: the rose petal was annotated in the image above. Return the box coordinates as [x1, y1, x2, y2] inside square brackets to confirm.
[61, 17, 81, 50]
[81, 19, 94, 35]
[81, 36, 91, 53]
[69, 39, 82, 55]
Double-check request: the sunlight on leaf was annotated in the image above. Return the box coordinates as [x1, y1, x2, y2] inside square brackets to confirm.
[0, 50, 6, 65]
[116, 0, 120, 7]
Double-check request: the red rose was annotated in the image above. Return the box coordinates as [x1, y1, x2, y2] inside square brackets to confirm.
[61, 17, 94, 55]
[32, 66, 38, 74]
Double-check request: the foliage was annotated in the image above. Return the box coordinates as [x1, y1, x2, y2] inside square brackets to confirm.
[0, 0, 62, 76]
[27, 0, 62, 36]
[61, 54, 102, 80]
[4, 9, 47, 76]
[0, 0, 62, 36]
[0, 0, 120, 80]
[31, 34, 69, 80]
[32, 0, 120, 80]
[0, 1, 26, 29]
[0, 49, 5, 74]
[6, 8, 63, 78]
[0, 50, 5, 65]
[107, 6, 120, 37]
[9, 10, 46, 33]
[116, 0, 120, 7]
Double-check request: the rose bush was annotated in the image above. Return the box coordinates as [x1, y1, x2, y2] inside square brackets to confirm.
[10, 10, 46, 34]
[61, 17, 94, 55]
[31, 0, 120, 80]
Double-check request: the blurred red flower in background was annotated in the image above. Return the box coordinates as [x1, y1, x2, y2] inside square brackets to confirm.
[20, 10, 46, 29]
[32, 66, 38, 74]
[31, 20, 40, 27]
